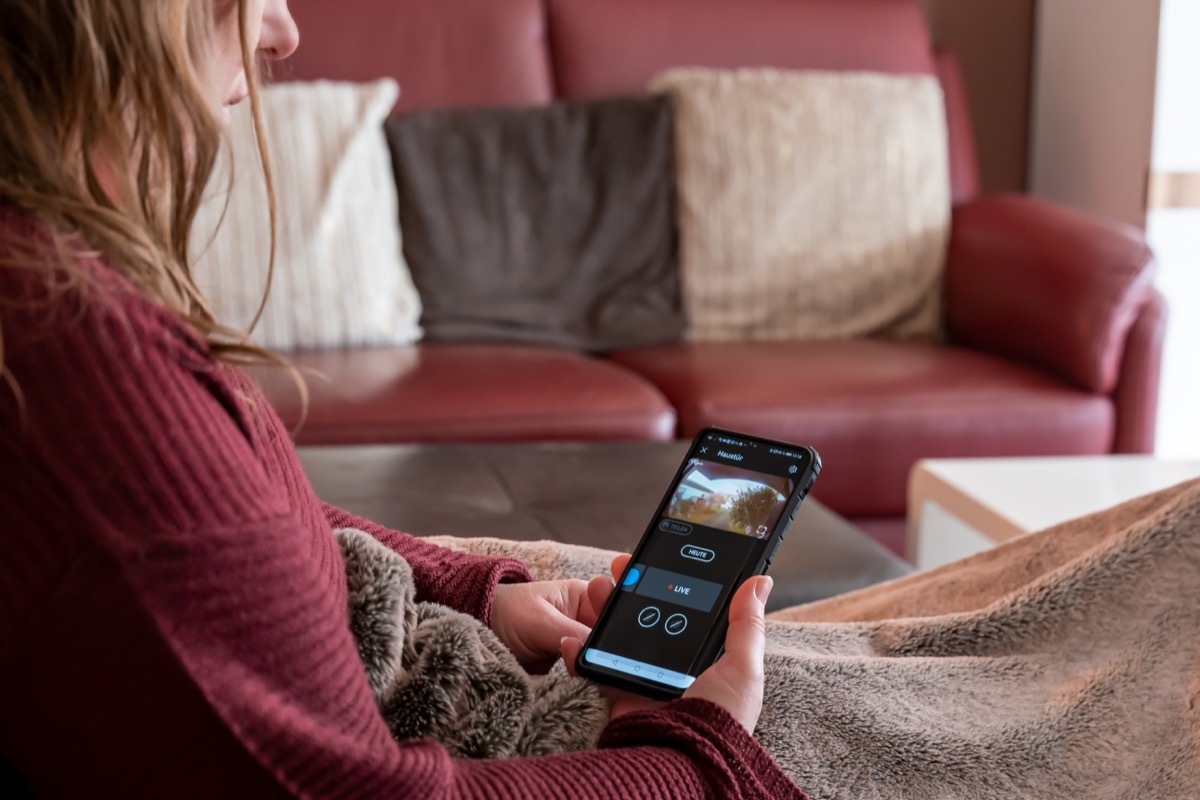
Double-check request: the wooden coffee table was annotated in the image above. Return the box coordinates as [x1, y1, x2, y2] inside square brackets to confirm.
[298, 441, 910, 611]
[907, 455, 1200, 570]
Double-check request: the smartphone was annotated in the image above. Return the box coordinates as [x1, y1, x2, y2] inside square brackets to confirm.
[575, 427, 820, 700]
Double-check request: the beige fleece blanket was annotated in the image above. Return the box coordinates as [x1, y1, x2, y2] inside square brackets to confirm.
[428, 478, 1200, 799]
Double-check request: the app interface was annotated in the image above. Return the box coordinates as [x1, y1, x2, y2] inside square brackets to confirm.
[583, 433, 811, 690]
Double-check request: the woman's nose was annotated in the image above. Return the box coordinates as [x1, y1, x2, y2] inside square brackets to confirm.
[260, 0, 300, 61]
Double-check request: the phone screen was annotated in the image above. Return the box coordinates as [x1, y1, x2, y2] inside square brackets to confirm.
[579, 429, 819, 696]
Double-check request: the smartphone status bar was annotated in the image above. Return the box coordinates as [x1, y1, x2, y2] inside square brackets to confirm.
[709, 434, 750, 448]
[706, 434, 802, 461]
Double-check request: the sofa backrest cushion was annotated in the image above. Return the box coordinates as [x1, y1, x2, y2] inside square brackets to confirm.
[547, 0, 937, 97]
[283, 0, 978, 202]
[385, 95, 685, 351]
[935, 50, 981, 204]
[547, 0, 979, 203]
[283, 0, 553, 111]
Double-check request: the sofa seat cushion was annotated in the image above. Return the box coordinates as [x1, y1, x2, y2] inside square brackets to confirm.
[608, 341, 1115, 517]
[249, 345, 675, 445]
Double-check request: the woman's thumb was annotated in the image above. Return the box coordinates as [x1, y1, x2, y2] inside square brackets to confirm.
[723, 575, 772, 672]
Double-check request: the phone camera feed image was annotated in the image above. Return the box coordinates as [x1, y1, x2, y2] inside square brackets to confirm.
[579, 429, 819, 698]
[667, 458, 794, 539]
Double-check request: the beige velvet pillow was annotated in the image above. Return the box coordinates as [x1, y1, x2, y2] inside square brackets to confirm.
[192, 79, 421, 350]
[651, 68, 951, 341]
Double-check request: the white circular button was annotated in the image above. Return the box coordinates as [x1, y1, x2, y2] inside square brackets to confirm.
[638, 606, 662, 628]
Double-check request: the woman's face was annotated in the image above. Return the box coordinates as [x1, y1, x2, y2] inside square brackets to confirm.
[210, 0, 299, 122]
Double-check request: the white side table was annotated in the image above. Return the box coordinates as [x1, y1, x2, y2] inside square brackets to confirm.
[907, 456, 1200, 571]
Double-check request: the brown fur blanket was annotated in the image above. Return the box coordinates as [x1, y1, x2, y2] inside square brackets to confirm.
[421, 478, 1200, 799]
[335, 528, 607, 758]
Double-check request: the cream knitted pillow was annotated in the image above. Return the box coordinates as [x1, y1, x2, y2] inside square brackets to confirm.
[192, 79, 421, 350]
[651, 68, 951, 341]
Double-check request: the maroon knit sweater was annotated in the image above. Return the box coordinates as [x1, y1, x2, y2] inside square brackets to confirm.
[0, 211, 805, 799]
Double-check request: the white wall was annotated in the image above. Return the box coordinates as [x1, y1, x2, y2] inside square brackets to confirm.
[1028, 0, 1162, 229]
[1150, 0, 1200, 173]
[1149, 0, 1200, 458]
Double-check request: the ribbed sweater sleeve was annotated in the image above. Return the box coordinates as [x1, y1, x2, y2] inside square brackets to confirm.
[322, 501, 531, 625]
[0, 238, 805, 799]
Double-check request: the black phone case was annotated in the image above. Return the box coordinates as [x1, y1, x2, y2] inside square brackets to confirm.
[574, 427, 821, 700]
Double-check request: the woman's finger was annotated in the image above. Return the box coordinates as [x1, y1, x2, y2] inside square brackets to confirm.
[561, 636, 585, 676]
[610, 553, 631, 582]
[582, 551, 631, 624]
[583, 575, 615, 626]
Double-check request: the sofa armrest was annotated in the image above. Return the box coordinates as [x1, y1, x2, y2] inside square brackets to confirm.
[945, 194, 1156, 393]
[1113, 288, 1167, 453]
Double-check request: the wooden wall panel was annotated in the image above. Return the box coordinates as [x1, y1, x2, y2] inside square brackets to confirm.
[919, 0, 1037, 194]
[1029, 0, 1162, 229]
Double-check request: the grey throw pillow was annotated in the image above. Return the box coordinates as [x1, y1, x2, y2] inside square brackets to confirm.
[384, 94, 684, 351]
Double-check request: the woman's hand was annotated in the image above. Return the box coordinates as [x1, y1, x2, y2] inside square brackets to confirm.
[560, 554, 773, 734]
[490, 579, 604, 673]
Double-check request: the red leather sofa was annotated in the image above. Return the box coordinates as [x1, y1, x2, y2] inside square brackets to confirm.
[256, 0, 1164, 545]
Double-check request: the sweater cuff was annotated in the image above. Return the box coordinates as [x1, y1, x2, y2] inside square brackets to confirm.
[320, 501, 531, 624]
[429, 555, 532, 627]
[600, 698, 806, 800]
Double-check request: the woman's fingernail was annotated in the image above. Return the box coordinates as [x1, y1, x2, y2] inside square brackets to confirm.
[755, 576, 774, 604]
[560, 636, 569, 650]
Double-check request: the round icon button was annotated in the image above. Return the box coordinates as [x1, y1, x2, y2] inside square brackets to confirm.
[637, 606, 662, 628]
[622, 567, 642, 587]
[664, 613, 688, 636]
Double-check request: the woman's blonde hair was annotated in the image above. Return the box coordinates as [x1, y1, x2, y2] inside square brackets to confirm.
[0, 0, 298, 403]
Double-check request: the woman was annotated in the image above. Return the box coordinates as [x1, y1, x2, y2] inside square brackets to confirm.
[0, 1, 800, 797]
